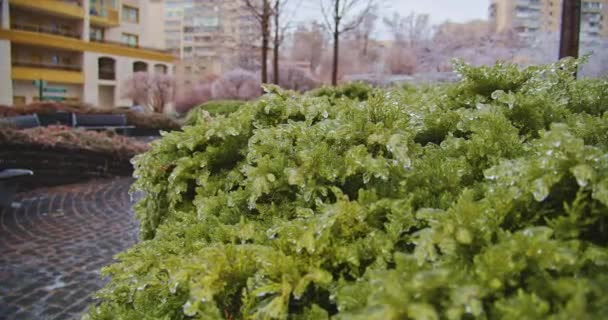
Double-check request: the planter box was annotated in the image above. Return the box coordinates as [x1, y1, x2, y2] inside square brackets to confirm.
[0, 144, 134, 189]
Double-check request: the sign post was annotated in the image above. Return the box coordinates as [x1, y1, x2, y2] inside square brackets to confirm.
[33, 80, 47, 102]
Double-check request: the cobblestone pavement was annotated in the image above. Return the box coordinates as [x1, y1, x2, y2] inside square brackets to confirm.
[0, 178, 138, 320]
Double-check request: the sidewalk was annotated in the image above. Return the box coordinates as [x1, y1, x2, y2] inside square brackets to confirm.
[0, 178, 138, 319]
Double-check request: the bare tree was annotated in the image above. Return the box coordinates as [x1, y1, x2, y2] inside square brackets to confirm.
[383, 12, 430, 48]
[319, 0, 377, 86]
[559, 0, 581, 60]
[123, 72, 174, 113]
[354, 5, 377, 57]
[291, 22, 326, 73]
[211, 69, 262, 101]
[243, 0, 273, 85]
[272, 0, 299, 85]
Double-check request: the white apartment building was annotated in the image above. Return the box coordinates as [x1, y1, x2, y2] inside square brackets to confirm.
[489, 0, 608, 41]
[0, 0, 174, 107]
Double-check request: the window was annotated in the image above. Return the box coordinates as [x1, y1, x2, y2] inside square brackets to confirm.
[90, 27, 104, 41]
[122, 5, 139, 23]
[121, 33, 139, 47]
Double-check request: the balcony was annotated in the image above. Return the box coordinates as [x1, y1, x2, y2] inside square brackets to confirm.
[10, 0, 84, 20]
[89, 4, 119, 27]
[12, 60, 82, 72]
[11, 61, 84, 84]
[11, 22, 81, 39]
[0, 29, 175, 62]
[90, 38, 170, 54]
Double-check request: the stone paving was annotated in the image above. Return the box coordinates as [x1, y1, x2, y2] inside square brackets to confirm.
[0, 178, 138, 320]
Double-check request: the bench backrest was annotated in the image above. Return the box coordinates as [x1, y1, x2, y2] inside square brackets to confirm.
[0, 115, 41, 129]
[37, 112, 73, 126]
[73, 114, 128, 127]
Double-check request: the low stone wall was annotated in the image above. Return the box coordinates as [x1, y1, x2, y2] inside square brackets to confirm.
[0, 144, 134, 189]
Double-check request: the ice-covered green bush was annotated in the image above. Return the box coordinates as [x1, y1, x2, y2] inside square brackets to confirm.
[309, 81, 374, 102]
[186, 100, 246, 124]
[86, 59, 608, 320]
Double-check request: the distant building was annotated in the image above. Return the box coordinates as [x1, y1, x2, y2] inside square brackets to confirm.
[0, 0, 174, 107]
[435, 20, 492, 40]
[164, 0, 259, 91]
[489, 0, 608, 42]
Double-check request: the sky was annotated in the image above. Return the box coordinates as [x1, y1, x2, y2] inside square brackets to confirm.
[290, 0, 489, 39]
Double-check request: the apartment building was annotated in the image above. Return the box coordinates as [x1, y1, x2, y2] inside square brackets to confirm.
[0, 0, 174, 107]
[164, 0, 258, 91]
[489, 0, 608, 41]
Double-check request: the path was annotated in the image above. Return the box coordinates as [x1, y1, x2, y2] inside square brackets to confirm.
[0, 178, 138, 319]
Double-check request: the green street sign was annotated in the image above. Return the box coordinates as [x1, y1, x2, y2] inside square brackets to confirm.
[43, 87, 67, 94]
[33, 80, 47, 87]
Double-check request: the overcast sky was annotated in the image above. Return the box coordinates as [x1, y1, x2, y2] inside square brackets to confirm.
[290, 0, 489, 39]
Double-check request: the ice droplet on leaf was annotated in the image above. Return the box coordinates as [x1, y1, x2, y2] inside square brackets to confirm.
[532, 178, 550, 202]
[571, 164, 593, 187]
[183, 301, 196, 316]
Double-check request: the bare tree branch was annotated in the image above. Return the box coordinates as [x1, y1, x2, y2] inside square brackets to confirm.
[318, 0, 379, 85]
[242, 0, 274, 85]
[319, 0, 335, 33]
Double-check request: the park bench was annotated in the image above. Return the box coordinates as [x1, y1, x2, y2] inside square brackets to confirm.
[0, 115, 41, 129]
[37, 112, 73, 127]
[0, 169, 33, 208]
[72, 114, 134, 134]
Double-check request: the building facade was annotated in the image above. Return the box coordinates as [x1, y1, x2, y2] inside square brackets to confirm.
[0, 0, 174, 107]
[489, 0, 608, 41]
[164, 0, 258, 92]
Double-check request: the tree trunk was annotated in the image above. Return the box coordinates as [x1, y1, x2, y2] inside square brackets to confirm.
[331, 0, 340, 86]
[559, 0, 581, 59]
[273, 0, 280, 85]
[261, 1, 270, 85]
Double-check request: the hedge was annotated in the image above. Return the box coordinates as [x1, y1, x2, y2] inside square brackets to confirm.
[86, 59, 608, 319]
[0, 126, 148, 187]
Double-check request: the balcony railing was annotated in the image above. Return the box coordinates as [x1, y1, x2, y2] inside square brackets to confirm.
[13, 60, 82, 72]
[89, 4, 119, 25]
[10, 0, 84, 19]
[90, 38, 170, 54]
[61, 0, 82, 6]
[11, 22, 81, 39]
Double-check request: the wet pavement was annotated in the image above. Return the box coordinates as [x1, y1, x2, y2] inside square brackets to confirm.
[0, 178, 138, 319]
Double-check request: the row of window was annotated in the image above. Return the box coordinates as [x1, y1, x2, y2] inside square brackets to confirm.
[583, 2, 604, 10]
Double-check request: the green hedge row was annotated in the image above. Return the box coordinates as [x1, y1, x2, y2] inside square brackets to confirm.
[87, 59, 608, 319]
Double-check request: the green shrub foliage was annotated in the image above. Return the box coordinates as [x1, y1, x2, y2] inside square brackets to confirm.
[309, 81, 373, 102]
[87, 59, 608, 319]
[185, 100, 247, 126]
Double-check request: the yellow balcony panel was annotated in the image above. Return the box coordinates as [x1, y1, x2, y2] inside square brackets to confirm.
[0, 29, 175, 62]
[12, 66, 84, 84]
[90, 8, 120, 27]
[10, 0, 85, 19]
